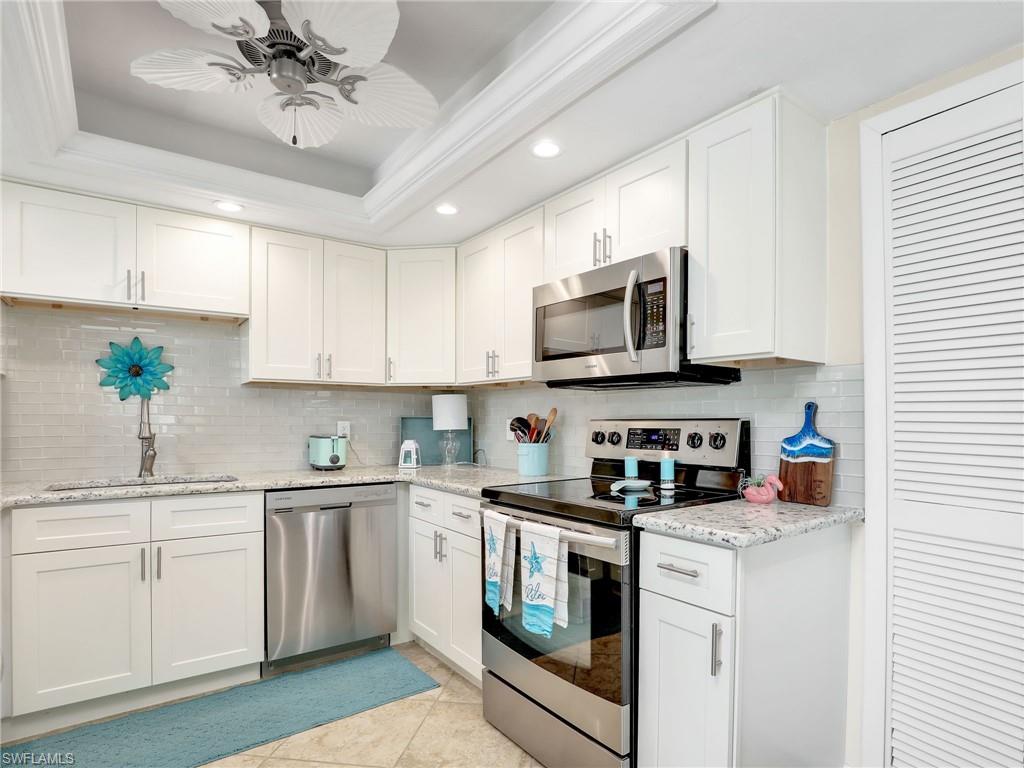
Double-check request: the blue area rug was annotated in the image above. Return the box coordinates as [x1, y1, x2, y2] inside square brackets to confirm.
[3, 648, 437, 768]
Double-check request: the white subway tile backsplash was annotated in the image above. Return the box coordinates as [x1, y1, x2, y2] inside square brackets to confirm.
[0, 306, 433, 484]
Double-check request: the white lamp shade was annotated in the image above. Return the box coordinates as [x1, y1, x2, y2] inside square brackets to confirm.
[432, 394, 468, 431]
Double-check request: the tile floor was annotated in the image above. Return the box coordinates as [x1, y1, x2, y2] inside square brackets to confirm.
[203, 643, 539, 768]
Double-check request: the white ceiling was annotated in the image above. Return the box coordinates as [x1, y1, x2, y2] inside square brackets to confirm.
[64, 0, 554, 195]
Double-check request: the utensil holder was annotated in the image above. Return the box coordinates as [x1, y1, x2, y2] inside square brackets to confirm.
[517, 443, 550, 477]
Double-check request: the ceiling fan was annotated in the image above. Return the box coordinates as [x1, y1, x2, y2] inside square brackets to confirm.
[130, 0, 438, 148]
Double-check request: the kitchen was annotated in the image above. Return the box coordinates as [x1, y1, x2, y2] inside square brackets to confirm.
[0, 1, 1022, 767]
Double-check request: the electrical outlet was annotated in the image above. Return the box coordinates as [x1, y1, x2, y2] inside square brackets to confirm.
[506, 418, 514, 441]
[336, 420, 351, 438]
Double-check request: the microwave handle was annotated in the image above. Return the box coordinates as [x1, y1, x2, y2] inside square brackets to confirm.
[623, 268, 640, 363]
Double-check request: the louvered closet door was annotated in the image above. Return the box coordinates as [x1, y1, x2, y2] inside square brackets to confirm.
[882, 84, 1024, 767]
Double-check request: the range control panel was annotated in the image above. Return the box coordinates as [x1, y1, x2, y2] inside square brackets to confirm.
[586, 418, 748, 468]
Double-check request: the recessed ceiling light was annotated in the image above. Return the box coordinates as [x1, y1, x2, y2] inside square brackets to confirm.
[214, 200, 243, 213]
[435, 203, 458, 215]
[531, 139, 560, 158]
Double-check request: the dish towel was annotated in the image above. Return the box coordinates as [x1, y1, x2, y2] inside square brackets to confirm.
[483, 508, 510, 615]
[519, 520, 569, 637]
[501, 520, 516, 612]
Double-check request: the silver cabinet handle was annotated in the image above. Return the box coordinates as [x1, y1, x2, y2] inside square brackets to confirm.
[326, 353, 333, 379]
[156, 545, 162, 580]
[315, 353, 322, 378]
[127, 269, 132, 301]
[432, 530, 439, 561]
[492, 350, 499, 377]
[687, 313, 696, 356]
[711, 622, 723, 677]
[592, 232, 600, 267]
[485, 350, 492, 378]
[657, 562, 699, 578]
[415, 500, 432, 508]
[141, 547, 146, 581]
[140, 270, 146, 302]
[451, 509, 472, 520]
[439, 533, 447, 561]
[622, 268, 639, 363]
[387, 356, 394, 382]
[602, 227, 612, 263]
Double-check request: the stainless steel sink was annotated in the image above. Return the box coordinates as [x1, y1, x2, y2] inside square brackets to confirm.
[44, 473, 239, 492]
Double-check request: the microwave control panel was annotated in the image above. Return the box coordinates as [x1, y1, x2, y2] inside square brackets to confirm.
[639, 279, 667, 348]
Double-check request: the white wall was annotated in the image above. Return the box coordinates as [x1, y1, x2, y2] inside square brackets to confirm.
[0, 304, 432, 484]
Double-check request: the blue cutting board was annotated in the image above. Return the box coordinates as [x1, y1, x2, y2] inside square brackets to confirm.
[400, 417, 473, 465]
[778, 402, 835, 506]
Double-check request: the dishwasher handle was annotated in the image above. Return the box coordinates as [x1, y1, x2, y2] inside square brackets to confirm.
[271, 502, 355, 514]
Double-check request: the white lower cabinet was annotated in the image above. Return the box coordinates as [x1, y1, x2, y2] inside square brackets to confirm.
[151, 532, 264, 685]
[11, 543, 152, 715]
[10, 493, 264, 716]
[408, 490, 482, 680]
[638, 590, 733, 768]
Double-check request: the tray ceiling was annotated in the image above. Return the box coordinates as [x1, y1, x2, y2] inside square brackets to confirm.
[63, 0, 554, 195]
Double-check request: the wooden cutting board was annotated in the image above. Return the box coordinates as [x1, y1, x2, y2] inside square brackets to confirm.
[778, 401, 836, 506]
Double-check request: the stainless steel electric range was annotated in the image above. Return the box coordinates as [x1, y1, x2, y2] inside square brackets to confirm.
[479, 418, 750, 768]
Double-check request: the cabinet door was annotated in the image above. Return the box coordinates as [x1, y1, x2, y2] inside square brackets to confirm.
[136, 207, 249, 315]
[249, 227, 324, 381]
[605, 140, 687, 261]
[151, 532, 264, 684]
[2, 182, 136, 304]
[543, 179, 605, 282]
[409, 517, 448, 649]
[324, 240, 386, 384]
[637, 590, 733, 768]
[444, 529, 482, 679]
[387, 248, 456, 384]
[456, 232, 499, 384]
[496, 208, 544, 380]
[687, 98, 776, 361]
[11, 544, 151, 715]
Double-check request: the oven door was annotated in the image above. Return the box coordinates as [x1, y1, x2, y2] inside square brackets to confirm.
[532, 249, 680, 382]
[481, 504, 632, 755]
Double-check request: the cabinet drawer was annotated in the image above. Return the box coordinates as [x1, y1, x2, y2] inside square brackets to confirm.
[12, 500, 150, 554]
[151, 493, 263, 540]
[409, 486, 444, 525]
[444, 495, 481, 540]
[640, 533, 735, 615]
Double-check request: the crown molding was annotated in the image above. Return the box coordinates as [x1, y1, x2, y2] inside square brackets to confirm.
[1, 0, 715, 242]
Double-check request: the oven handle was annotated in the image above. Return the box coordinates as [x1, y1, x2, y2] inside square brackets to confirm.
[623, 268, 639, 363]
[504, 516, 618, 550]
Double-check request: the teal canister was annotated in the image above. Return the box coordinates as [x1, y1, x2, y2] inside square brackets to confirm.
[308, 435, 348, 470]
[517, 443, 550, 477]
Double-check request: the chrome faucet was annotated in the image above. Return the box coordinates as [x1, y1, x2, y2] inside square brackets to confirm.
[138, 399, 157, 478]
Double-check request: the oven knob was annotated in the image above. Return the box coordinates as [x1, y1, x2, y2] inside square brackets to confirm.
[709, 432, 727, 450]
[607, 431, 622, 446]
[592, 430, 607, 445]
[686, 432, 703, 449]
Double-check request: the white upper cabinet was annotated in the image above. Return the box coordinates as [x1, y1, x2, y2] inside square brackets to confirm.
[2, 182, 136, 305]
[456, 208, 544, 384]
[456, 233, 500, 384]
[249, 227, 324, 382]
[137, 207, 249, 315]
[324, 240, 386, 384]
[542, 143, 687, 282]
[687, 93, 826, 364]
[543, 179, 606, 281]
[605, 139, 688, 262]
[387, 247, 456, 384]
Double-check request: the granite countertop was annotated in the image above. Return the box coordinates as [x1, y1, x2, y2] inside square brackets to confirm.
[1, 465, 565, 509]
[633, 498, 864, 548]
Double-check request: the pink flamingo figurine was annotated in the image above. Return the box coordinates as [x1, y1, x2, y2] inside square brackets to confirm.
[741, 474, 784, 504]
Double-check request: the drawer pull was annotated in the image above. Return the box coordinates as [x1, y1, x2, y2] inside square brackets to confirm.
[415, 500, 432, 509]
[141, 547, 146, 581]
[451, 509, 473, 520]
[657, 562, 699, 578]
[711, 622, 723, 677]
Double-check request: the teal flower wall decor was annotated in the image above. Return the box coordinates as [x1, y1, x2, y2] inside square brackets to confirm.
[96, 337, 173, 400]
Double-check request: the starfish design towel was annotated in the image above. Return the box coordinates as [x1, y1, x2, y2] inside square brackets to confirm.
[519, 520, 568, 637]
[482, 508, 511, 615]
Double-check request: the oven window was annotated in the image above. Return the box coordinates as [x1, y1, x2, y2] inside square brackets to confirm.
[483, 535, 625, 705]
[535, 287, 637, 362]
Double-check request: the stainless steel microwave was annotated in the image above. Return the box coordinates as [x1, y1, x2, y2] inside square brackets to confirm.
[532, 247, 740, 389]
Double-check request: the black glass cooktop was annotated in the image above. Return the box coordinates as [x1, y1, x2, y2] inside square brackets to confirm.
[481, 477, 737, 527]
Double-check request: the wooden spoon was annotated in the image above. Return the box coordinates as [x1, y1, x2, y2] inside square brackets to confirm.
[539, 407, 557, 442]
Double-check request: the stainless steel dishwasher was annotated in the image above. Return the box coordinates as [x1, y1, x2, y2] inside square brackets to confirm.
[265, 484, 397, 663]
